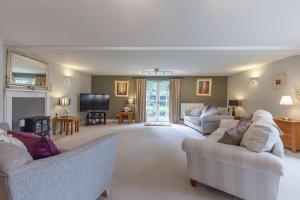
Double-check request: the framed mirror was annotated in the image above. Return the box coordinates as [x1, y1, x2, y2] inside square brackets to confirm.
[6, 50, 49, 89]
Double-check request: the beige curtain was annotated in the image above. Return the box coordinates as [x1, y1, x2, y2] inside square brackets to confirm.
[169, 79, 181, 123]
[135, 78, 147, 123]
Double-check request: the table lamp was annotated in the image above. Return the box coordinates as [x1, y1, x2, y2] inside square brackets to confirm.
[280, 96, 293, 120]
[228, 100, 242, 117]
[59, 98, 71, 116]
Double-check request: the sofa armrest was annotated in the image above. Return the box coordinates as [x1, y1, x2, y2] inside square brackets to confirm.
[182, 138, 284, 176]
[7, 133, 118, 200]
[183, 110, 191, 116]
[201, 115, 234, 122]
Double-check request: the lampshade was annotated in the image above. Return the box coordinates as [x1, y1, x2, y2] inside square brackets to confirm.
[228, 100, 242, 106]
[280, 96, 293, 106]
[59, 98, 71, 106]
[128, 98, 134, 104]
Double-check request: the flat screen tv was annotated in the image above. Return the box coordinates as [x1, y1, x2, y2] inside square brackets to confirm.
[80, 93, 109, 112]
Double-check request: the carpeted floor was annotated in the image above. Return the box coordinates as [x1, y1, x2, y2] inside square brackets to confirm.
[54, 123, 300, 200]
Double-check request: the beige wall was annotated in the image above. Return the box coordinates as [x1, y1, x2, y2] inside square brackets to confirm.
[92, 76, 227, 119]
[0, 39, 4, 121]
[228, 55, 300, 119]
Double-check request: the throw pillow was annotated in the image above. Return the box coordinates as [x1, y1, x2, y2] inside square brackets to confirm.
[190, 108, 203, 116]
[217, 107, 229, 115]
[201, 106, 219, 117]
[240, 122, 281, 153]
[0, 142, 33, 174]
[8, 131, 60, 160]
[252, 110, 273, 122]
[218, 117, 252, 145]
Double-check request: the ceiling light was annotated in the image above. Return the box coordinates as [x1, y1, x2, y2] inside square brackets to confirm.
[142, 68, 175, 76]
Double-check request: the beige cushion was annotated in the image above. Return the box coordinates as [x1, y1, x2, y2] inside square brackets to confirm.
[0, 142, 33, 174]
[241, 122, 280, 153]
[190, 108, 203, 116]
[252, 110, 273, 122]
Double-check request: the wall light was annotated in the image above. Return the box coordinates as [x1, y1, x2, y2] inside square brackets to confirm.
[249, 77, 259, 85]
[64, 75, 72, 85]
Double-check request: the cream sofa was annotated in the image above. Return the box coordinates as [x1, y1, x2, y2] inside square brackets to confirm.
[182, 119, 284, 200]
[181, 103, 233, 133]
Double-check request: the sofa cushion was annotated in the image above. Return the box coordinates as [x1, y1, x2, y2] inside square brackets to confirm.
[218, 117, 252, 145]
[201, 106, 219, 117]
[240, 122, 281, 153]
[252, 110, 273, 122]
[0, 142, 33, 174]
[190, 108, 203, 116]
[217, 107, 229, 115]
[8, 131, 60, 160]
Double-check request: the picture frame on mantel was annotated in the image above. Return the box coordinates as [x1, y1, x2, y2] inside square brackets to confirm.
[272, 74, 287, 89]
[115, 80, 129, 97]
[196, 78, 212, 96]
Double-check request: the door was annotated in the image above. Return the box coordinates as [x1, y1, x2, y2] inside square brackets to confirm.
[146, 80, 170, 122]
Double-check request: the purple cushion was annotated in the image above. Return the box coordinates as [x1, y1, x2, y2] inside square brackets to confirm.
[218, 117, 252, 146]
[8, 131, 60, 160]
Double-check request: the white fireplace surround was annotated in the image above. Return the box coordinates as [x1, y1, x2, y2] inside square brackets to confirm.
[4, 88, 51, 129]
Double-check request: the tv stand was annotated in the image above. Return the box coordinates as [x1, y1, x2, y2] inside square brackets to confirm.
[86, 111, 106, 126]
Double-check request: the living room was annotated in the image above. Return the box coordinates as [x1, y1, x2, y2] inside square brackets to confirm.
[0, 1, 300, 200]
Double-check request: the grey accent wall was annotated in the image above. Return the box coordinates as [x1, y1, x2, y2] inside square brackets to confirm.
[92, 76, 135, 119]
[228, 55, 300, 119]
[180, 76, 227, 107]
[92, 76, 227, 119]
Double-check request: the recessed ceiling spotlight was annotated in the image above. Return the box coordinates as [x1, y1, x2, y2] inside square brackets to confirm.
[142, 68, 175, 76]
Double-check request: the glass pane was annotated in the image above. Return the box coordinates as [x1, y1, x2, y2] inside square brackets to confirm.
[158, 81, 170, 121]
[146, 81, 157, 122]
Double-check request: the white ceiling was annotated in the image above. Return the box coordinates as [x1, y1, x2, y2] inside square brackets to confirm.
[1, 0, 300, 76]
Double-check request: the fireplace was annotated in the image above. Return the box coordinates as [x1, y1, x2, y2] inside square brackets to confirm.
[4, 88, 51, 130]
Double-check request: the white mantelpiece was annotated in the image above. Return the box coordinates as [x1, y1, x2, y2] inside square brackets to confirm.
[4, 88, 51, 129]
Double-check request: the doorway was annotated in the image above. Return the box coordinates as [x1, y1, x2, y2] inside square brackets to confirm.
[146, 80, 170, 122]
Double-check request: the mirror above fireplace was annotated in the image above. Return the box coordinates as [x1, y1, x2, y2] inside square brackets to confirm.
[6, 50, 49, 90]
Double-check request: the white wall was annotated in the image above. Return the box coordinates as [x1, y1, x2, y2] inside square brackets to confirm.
[228, 55, 300, 119]
[0, 44, 91, 123]
[49, 63, 91, 118]
[0, 38, 5, 122]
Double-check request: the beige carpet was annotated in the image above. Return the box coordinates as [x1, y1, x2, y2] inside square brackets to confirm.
[54, 123, 300, 200]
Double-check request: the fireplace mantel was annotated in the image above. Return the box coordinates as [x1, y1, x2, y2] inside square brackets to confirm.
[4, 88, 51, 129]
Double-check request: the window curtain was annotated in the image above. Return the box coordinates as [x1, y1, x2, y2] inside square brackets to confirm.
[135, 78, 147, 123]
[169, 79, 181, 123]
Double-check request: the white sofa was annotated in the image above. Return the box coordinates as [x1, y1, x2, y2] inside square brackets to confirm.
[182, 119, 284, 200]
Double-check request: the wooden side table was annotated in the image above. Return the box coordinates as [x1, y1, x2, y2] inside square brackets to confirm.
[119, 112, 133, 124]
[52, 116, 80, 135]
[274, 118, 300, 152]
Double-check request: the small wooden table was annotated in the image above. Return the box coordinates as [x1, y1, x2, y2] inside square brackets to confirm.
[53, 116, 80, 135]
[274, 118, 300, 152]
[119, 112, 133, 124]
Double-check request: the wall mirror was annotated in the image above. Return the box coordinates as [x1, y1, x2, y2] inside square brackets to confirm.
[6, 50, 49, 89]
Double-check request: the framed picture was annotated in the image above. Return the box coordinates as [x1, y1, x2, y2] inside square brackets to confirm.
[272, 74, 287, 89]
[196, 78, 212, 96]
[115, 80, 129, 97]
